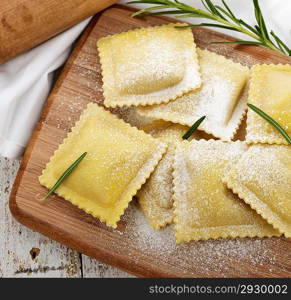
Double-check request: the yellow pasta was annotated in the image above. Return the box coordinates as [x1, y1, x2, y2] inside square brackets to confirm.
[173, 140, 279, 242]
[39, 104, 167, 228]
[246, 64, 291, 145]
[138, 49, 249, 140]
[97, 24, 201, 107]
[223, 144, 291, 237]
[137, 120, 202, 230]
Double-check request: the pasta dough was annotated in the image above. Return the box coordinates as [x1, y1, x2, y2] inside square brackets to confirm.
[39, 104, 167, 228]
[138, 49, 249, 140]
[173, 140, 279, 242]
[137, 120, 202, 230]
[97, 24, 201, 107]
[223, 144, 291, 237]
[246, 64, 291, 145]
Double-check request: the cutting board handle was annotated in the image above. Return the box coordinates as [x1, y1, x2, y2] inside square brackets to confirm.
[0, 0, 117, 64]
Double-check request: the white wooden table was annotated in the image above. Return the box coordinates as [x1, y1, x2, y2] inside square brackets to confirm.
[0, 157, 133, 277]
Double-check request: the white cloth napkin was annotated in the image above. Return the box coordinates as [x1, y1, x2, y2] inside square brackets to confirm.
[0, 18, 91, 159]
[0, 0, 290, 159]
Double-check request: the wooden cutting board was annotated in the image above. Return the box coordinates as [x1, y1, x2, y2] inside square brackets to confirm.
[10, 5, 291, 278]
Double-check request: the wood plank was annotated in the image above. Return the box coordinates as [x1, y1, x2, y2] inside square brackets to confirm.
[0, 157, 82, 277]
[9, 5, 291, 278]
[82, 255, 134, 278]
[0, 0, 117, 63]
[0, 156, 130, 277]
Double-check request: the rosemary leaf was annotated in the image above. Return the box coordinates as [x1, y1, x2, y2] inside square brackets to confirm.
[128, 0, 165, 3]
[255, 24, 261, 34]
[177, 23, 239, 31]
[270, 31, 291, 56]
[247, 104, 291, 145]
[201, 0, 212, 13]
[272, 34, 285, 54]
[211, 40, 264, 46]
[140, 10, 188, 17]
[129, 0, 291, 56]
[253, 0, 269, 40]
[204, 0, 226, 20]
[215, 6, 238, 23]
[221, 0, 236, 21]
[175, 14, 202, 19]
[239, 19, 260, 35]
[40, 152, 87, 201]
[131, 6, 172, 17]
[182, 116, 206, 140]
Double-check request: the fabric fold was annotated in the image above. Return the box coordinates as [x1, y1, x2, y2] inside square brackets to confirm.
[0, 18, 91, 159]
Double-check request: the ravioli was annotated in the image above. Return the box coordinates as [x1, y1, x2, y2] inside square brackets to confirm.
[138, 49, 249, 140]
[97, 24, 201, 107]
[173, 140, 279, 242]
[246, 64, 291, 145]
[223, 144, 291, 237]
[137, 120, 202, 230]
[39, 104, 167, 228]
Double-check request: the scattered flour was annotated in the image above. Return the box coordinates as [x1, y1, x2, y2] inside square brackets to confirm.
[47, 33, 290, 277]
[115, 201, 288, 276]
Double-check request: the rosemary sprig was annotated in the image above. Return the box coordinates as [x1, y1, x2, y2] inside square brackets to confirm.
[182, 116, 206, 139]
[128, 0, 291, 56]
[247, 104, 291, 144]
[40, 152, 87, 201]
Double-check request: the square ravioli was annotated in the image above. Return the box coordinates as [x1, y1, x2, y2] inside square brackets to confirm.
[137, 120, 203, 230]
[223, 144, 291, 237]
[97, 24, 201, 108]
[39, 104, 167, 228]
[173, 140, 279, 242]
[117, 106, 155, 129]
[246, 64, 291, 145]
[138, 49, 249, 140]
